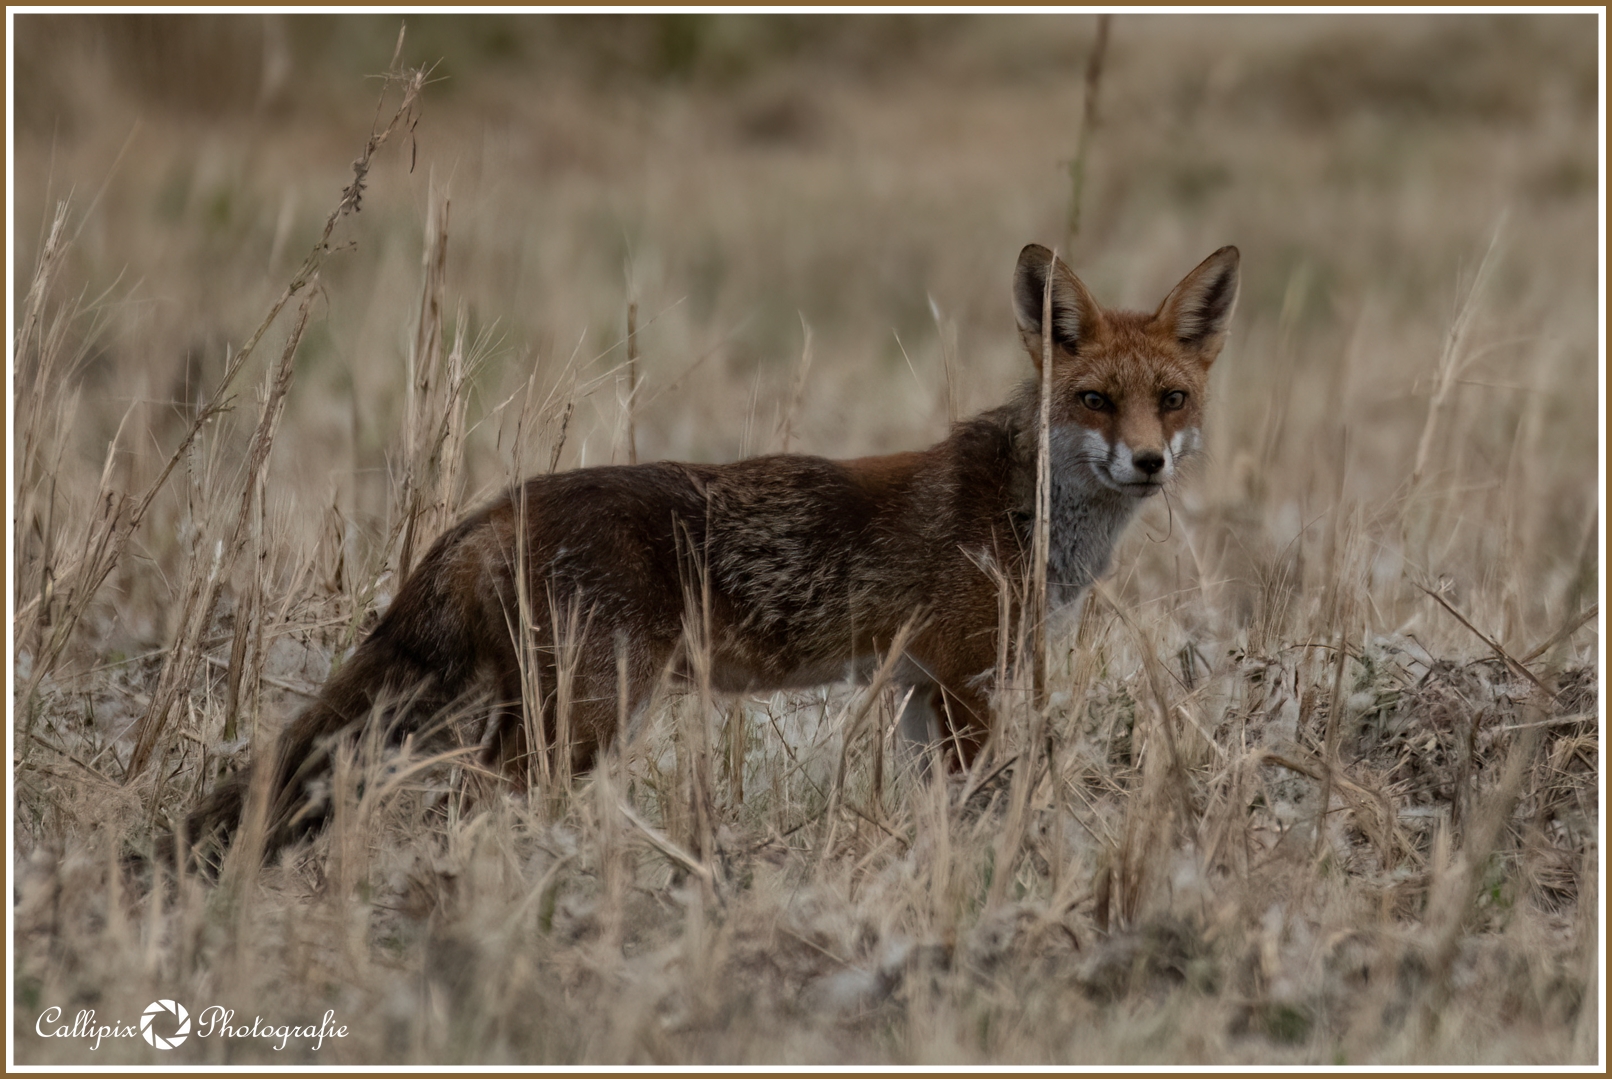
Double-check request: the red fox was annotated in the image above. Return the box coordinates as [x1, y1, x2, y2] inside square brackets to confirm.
[169, 243, 1238, 867]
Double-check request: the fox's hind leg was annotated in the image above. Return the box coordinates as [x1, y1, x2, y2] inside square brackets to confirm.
[479, 656, 548, 789]
[479, 633, 672, 791]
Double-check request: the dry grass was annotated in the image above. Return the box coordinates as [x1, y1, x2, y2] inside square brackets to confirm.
[10, 13, 1601, 1065]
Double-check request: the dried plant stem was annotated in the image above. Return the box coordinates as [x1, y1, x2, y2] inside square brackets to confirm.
[1416, 582, 1557, 699]
[986, 413, 1053, 907]
[927, 295, 959, 427]
[1092, 583, 1194, 824]
[549, 595, 592, 804]
[395, 182, 477, 585]
[398, 185, 451, 580]
[129, 293, 315, 777]
[13, 203, 73, 548]
[125, 57, 429, 779]
[1520, 603, 1597, 666]
[1410, 218, 1504, 488]
[617, 799, 715, 893]
[1065, 13, 1112, 247]
[18, 54, 425, 706]
[510, 489, 550, 795]
[685, 548, 719, 874]
[775, 316, 815, 454]
[17, 437, 128, 749]
[502, 363, 587, 808]
[12, 201, 125, 739]
[220, 304, 309, 741]
[726, 701, 746, 806]
[1031, 249, 1056, 708]
[1419, 723, 1543, 1036]
[987, 681, 1047, 912]
[1313, 617, 1351, 855]
[593, 760, 629, 954]
[626, 301, 640, 464]
[829, 617, 920, 816]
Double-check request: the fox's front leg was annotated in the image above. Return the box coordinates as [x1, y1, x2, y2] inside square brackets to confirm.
[480, 661, 539, 786]
[907, 598, 1004, 770]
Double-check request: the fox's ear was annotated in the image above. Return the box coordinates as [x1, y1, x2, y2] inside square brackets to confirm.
[1156, 246, 1240, 364]
[1014, 244, 1102, 369]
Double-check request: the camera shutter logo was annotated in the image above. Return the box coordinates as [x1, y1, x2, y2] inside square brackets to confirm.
[140, 999, 190, 1050]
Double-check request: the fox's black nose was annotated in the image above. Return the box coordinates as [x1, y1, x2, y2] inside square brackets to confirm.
[1133, 450, 1165, 476]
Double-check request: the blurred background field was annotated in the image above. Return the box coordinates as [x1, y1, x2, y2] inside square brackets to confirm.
[10, 13, 1602, 1065]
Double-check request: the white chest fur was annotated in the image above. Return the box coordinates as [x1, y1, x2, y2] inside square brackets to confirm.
[1044, 426, 1145, 610]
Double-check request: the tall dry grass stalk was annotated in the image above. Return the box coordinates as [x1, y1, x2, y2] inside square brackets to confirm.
[774, 317, 814, 454]
[1031, 247, 1056, 706]
[625, 300, 641, 464]
[1410, 217, 1506, 491]
[396, 183, 452, 580]
[11, 14, 1597, 1067]
[123, 55, 430, 779]
[396, 180, 479, 581]
[12, 204, 78, 596]
[1065, 13, 1112, 249]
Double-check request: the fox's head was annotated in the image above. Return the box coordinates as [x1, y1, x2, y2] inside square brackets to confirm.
[1013, 244, 1239, 498]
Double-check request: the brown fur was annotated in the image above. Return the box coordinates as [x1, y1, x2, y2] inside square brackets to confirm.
[165, 243, 1239, 870]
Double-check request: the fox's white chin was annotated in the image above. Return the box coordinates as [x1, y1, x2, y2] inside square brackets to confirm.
[1085, 464, 1166, 497]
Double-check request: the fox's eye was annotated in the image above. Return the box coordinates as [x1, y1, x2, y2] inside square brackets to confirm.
[1162, 390, 1188, 411]
[1080, 391, 1108, 412]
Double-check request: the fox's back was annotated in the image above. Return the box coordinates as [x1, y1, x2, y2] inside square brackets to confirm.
[501, 421, 1021, 685]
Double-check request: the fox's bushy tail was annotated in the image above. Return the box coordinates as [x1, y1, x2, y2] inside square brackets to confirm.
[151, 522, 501, 874]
